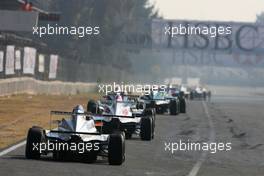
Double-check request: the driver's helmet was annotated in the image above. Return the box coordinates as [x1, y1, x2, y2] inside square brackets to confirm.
[72, 105, 85, 116]
[116, 92, 123, 101]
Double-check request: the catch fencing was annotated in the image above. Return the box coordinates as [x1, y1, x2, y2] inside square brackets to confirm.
[0, 43, 130, 82]
[0, 33, 132, 95]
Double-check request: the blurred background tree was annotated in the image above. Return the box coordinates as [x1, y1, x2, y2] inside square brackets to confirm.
[43, 0, 159, 71]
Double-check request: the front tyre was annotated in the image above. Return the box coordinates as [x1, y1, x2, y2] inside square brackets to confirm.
[140, 117, 153, 141]
[143, 109, 155, 138]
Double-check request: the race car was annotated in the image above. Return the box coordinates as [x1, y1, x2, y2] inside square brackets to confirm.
[87, 93, 155, 140]
[180, 85, 191, 99]
[25, 105, 125, 165]
[190, 86, 210, 100]
[139, 89, 186, 115]
[166, 87, 187, 113]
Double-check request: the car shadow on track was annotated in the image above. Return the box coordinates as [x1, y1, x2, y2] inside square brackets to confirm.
[3, 154, 116, 166]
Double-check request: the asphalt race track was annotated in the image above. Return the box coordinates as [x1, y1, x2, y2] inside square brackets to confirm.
[0, 98, 264, 176]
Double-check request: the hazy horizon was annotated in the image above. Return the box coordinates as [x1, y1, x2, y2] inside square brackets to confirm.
[150, 0, 264, 22]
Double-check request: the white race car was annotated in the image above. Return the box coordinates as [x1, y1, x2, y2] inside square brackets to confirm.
[87, 93, 155, 140]
[25, 105, 125, 165]
[190, 86, 210, 100]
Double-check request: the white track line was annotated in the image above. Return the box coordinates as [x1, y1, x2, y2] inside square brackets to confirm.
[187, 101, 216, 176]
[0, 140, 26, 157]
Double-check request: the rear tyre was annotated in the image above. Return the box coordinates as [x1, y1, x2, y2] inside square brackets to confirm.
[108, 133, 125, 165]
[169, 100, 178, 115]
[140, 117, 152, 141]
[144, 108, 155, 138]
[179, 98, 186, 113]
[151, 116, 155, 139]
[25, 126, 45, 159]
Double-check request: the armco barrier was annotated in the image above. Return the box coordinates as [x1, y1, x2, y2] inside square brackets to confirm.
[2, 78, 263, 97]
[0, 77, 97, 96]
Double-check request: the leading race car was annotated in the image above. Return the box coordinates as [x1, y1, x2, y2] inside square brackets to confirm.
[190, 86, 211, 101]
[25, 105, 125, 165]
[87, 92, 155, 140]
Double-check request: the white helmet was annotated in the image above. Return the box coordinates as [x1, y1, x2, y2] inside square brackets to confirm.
[72, 105, 84, 114]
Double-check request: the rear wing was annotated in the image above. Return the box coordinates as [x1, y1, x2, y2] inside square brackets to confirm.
[124, 94, 140, 98]
[49, 130, 102, 136]
[100, 99, 136, 104]
[50, 111, 136, 118]
[49, 111, 136, 135]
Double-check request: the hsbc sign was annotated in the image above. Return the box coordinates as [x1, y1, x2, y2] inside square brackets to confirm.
[152, 19, 264, 54]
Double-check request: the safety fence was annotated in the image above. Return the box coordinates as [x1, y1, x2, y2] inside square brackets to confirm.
[0, 33, 132, 83]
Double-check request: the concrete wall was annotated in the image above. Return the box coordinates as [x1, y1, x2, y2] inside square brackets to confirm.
[0, 77, 97, 96]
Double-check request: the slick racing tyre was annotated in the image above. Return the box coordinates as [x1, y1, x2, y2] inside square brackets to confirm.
[108, 132, 125, 165]
[140, 117, 153, 141]
[25, 126, 45, 159]
[143, 108, 155, 137]
[169, 100, 179, 115]
[179, 98, 186, 113]
[87, 100, 98, 113]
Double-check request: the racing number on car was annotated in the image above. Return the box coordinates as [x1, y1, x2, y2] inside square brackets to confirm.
[122, 108, 129, 116]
